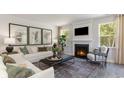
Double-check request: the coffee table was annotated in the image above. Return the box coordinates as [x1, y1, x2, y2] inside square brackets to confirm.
[39, 54, 74, 67]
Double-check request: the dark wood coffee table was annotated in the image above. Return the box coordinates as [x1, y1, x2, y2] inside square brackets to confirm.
[39, 54, 74, 67]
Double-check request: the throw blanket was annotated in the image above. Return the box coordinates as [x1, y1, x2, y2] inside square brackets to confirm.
[6, 64, 35, 78]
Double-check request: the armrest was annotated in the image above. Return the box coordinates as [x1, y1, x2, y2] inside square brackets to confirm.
[88, 51, 94, 54]
[98, 53, 107, 57]
[29, 67, 54, 78]
[89, 49, 99, 54]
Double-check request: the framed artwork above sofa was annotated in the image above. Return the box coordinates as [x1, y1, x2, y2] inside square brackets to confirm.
[9, 23, 52, 46]
[29, 27, 42, 45]
[9, 23, 28, 45]
[43, 29, 52, 45]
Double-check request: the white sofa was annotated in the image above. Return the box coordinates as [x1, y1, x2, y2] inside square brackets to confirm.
[0, 46, 54, 78]
[9, 54, 54, 78]
[24, 51, 53, 63]
[14, 46, 53, 63]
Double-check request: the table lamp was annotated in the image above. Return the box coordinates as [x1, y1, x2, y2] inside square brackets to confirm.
[4, 38, 15, 53]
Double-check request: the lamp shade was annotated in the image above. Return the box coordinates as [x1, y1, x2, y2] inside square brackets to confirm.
[4, 38, 15, 44]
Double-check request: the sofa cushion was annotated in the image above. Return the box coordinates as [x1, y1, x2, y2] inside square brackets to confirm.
[24, 51, 53, 63]
[9, 54, 54, 78]
[6, 63, 35, 78]
[29, 67, 54, 78]
[30, 46, 38, 53]
[20, 46, 29, 55]
[9, 54, 41, 73]
[26, 46, 33, 54]
[0, 56, 8, 78]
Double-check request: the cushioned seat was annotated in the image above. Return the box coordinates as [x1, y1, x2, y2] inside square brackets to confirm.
[9, 54, 41, 73]
[24, 51, 53, 63]
[87, 46, 109, 66]
[87, 53, 105, 62]
[9, 54, 54, 78]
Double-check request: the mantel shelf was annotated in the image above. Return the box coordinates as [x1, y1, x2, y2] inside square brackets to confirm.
[72, 39, 92, 42]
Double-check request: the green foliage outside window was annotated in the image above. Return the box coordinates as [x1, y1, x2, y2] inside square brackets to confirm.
[100, 22, 116, 47]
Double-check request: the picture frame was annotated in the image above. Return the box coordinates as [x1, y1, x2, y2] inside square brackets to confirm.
[9, 23, 28, 45]
[43, 29, 52, 45]
[29, 27, 42, 45]
[9, 23, 52, 46]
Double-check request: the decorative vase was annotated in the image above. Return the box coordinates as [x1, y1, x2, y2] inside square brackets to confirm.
[53, 51, 57, 58]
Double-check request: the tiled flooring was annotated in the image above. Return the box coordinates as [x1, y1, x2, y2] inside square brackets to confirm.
[34, 58, 124, 78]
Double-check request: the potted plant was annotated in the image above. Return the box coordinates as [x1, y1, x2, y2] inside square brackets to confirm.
[52, 43, 59, 58]
[58, 35, 66, 52]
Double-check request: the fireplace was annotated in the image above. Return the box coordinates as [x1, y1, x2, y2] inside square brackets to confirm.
[75, 44, 89, 58]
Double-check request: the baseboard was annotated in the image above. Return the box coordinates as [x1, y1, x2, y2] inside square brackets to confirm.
[107, 60, 115, 64]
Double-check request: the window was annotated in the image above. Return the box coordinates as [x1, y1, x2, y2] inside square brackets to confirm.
[60, 29, 69, 36]
[59, 28, 69, 40]
[99, 22, 116, 47]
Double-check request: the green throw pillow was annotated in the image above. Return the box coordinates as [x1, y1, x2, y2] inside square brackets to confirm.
[20, 46, 29, 55]
[6, 64, 35, 78]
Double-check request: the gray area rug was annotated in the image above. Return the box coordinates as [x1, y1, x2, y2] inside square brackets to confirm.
[54, 60, 98, 78]
[33, 58, 124, 78]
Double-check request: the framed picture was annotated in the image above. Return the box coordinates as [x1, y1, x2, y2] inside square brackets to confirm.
[43, 29, 52, 45]
[9, 23, 28, 45]
[29, 27, 42, 45]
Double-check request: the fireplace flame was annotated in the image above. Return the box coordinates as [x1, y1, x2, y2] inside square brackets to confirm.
[77, 50, 86, 56]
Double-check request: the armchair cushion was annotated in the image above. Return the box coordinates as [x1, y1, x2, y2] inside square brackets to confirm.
[87, 53, 100, 61]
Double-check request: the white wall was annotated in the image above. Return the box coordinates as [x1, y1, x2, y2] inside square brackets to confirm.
[61, 15, 116, 63]
[59, 24, 73, 55]
[0, 14, 58, 51]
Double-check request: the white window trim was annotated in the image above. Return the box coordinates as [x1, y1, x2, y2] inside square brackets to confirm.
[98, 22, 115, 48]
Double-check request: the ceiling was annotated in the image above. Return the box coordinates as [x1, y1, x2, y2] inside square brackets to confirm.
[11, 14, 108, 26]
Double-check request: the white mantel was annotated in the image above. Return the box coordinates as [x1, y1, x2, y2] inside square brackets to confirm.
[72, 39, 92, 42]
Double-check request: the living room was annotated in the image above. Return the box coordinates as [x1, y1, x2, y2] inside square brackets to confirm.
[1, 0, 124, 93]
[0, 14, 124, 78]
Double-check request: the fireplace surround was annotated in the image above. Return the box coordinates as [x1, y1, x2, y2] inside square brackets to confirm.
[75, 44, 89, 58]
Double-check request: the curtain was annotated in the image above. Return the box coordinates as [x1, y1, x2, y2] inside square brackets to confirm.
[115, 15, 124, 64]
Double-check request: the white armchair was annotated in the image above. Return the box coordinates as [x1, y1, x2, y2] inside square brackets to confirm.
[87, 46, 109, 67]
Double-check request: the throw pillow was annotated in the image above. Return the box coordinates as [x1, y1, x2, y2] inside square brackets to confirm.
[0, 54, 16, 64]
[47, 47, 52, 51]
[20, 46, 29, 55]
[26, 46, 33, 54]
[29, 46, 38, 53]
[6, 64, 35, 78]
[38, 47, 47, 52]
